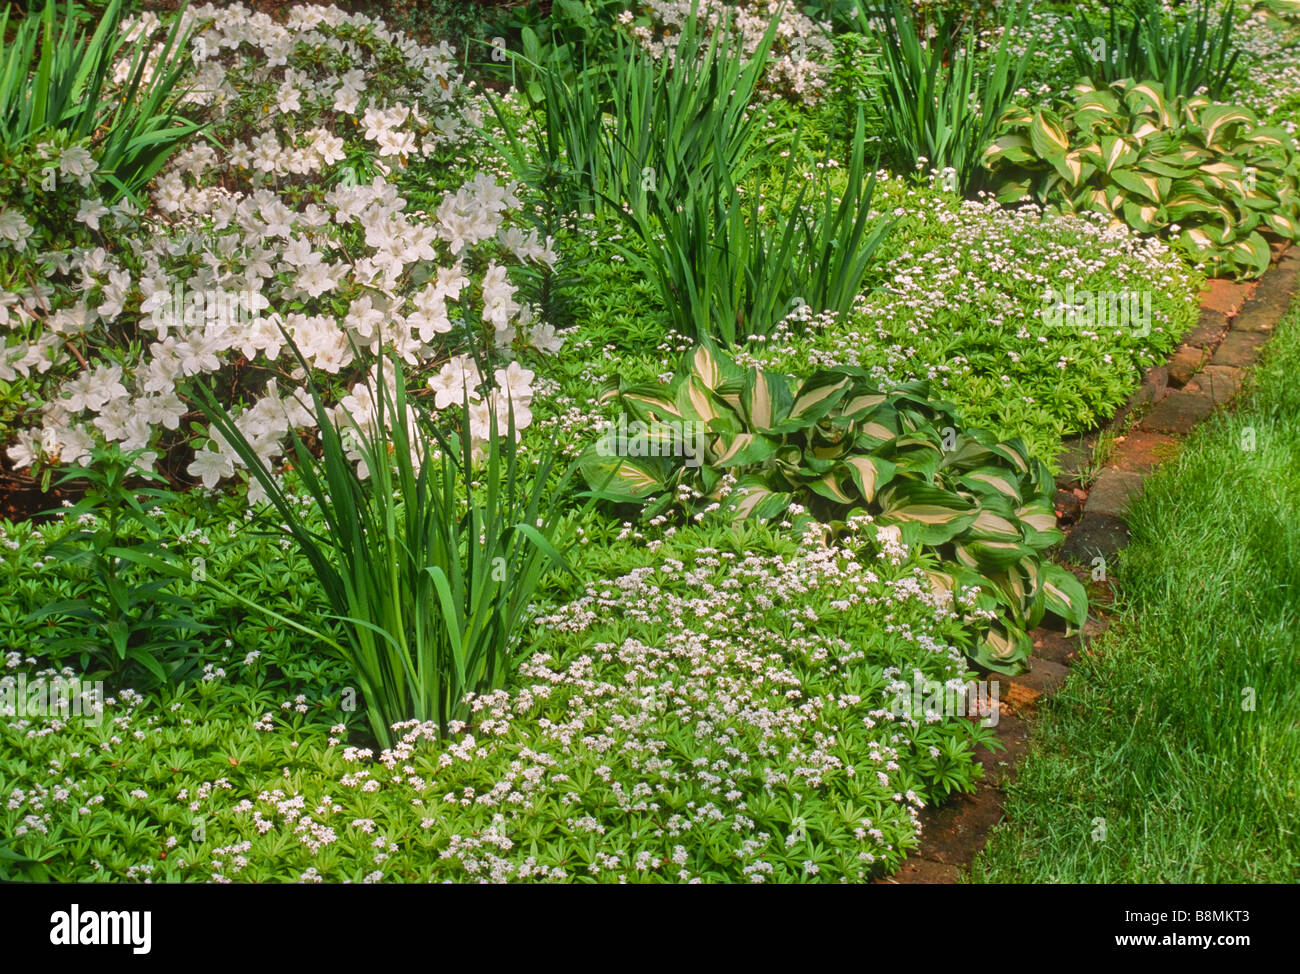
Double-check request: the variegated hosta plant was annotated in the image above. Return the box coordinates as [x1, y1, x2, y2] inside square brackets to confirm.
[985, 79, 1300, 279]
[579, 345, 1087, 673]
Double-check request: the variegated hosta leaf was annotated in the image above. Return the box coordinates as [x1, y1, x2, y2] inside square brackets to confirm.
[985, 439, 1031, 474]
[1017, 500, 1064, 548]
[1121, 197, 1161, 233]
[971, 623, 1032, 674]
[1040, 562, 1088, 633]
[1230, 232, 1272, 277]
[958, 539, 1036, 573]
[728, 476, 792, 521]
[807, 471, 855, 505]
[1246, 125, 1295, 151]
[783, 372, 852, 425]
[1198, 104, 1258, 151]
[994, 176, 1033, 204]
[689, 342, 736, 391]
[984, 133, 1034, 168]
[839, 391, 889, 419]
[620, 383, 685, 425]
[584, 343, 1090, 671]
[739, 367, 792, 432]
[1028, 109, 1070, 162]
[577, 450, 669, 503]
[957, 465, 1023, 504]
[711, 431, 780, 467]
[877, 482, 977, 545]
[966, 508, 1023, 542]
[1264, 211, 1300, 239]
[1085, 135, 1137, 174]
[1110, 167, 1164, 203]
[839, 455, 896, 504]
[682, 374, 726, 427]
[1123, 81, 1171, 126]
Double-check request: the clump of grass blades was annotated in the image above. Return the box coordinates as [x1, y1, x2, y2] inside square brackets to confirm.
[1068, 0, 1242, 101]
[622, 109, 893, 346]
[486, 0, 777, 225]
[0, 0, 204, 200]
[191, 345, 575, 748]
[867, 0, 1031, 195]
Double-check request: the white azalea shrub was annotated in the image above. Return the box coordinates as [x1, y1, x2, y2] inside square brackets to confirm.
[1, 3, 561, 492]
[622, 0, 836, 102]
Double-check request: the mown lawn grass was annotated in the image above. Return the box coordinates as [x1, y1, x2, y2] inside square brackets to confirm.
[971, 298, 1300, 883]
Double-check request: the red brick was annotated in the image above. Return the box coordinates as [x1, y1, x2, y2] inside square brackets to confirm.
[1182, 308, 1229, 348]
[1212, 331, 1269, 368]
[1166, 344, 1207, 387]
[1139, 389, 1217, 434]
[1108, 430, 1178, 474]
[1085, 469, 1146, 516]
[1184, 365, 1244, 404]
[1198, 278, 1257, 317]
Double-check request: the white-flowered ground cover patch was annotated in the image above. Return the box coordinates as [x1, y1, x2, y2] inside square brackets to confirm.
[737, 183, 1199, 450]
[541, 172, 1200, 465]
[0, 3, 562, 492]
[1, 516, 995, 882]
[1236, 9, 1300, 128]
